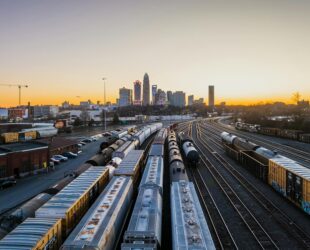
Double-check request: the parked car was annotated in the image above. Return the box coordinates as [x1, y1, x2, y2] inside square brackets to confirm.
[53, 155, 68, 162]
[50, 157, 61, 164]
[0, 178, 17, 190]
[81, 138, 92, 143]
[90, 137, 98, 141]
[79, 141, 86, 146]
[103, 132, 112, 137]
[77, 150, 82, 155]
[62, 152, 78, 158]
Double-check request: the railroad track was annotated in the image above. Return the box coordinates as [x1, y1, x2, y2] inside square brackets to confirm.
[193, 123, 279, 249]
[195, 121, 310, 249]
[207, 119, 310, 165]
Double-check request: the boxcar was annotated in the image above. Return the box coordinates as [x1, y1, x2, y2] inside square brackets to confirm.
[268, 156, 310, 215]
[0, 218, 62, 250]
[170, 181, 216, 250]
[114, 150, 145, 186]
[277, 129, 303, 140]
[123, 186, 162, 248]
[35, 167, 109, 237]
[299, 133, 310, 143]
[139, 156, 164, 193]
[223, 144, 240, 161]
[112, 141, 136, 160]
[260, 127, 280, 137]
[61, 176, 133, 250]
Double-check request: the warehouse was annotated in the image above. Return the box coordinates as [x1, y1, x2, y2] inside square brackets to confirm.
[0, 141, 49, 180]
[38, 137, 78, 156]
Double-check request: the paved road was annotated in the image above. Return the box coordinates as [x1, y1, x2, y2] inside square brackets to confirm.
[0, 138, 104, 214]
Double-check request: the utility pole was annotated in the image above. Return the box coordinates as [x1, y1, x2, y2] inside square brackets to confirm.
[0, 84, 29, 106]
[102, 77, 107, 131]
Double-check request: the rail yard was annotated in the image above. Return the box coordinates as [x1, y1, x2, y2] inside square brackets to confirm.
[0, 119, 309, 249]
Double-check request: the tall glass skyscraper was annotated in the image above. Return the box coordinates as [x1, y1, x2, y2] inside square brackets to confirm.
[143, 73, 150, 105]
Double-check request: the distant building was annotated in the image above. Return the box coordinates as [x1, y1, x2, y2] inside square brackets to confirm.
[0, 108, 8, 120]
[155, 89, 166, 106]
[167, 91, 173, 105]
[188, 95, 194, 106]
[119, 87, 132, 107]
[208, 85, 214, 107]
[172, 91, 186, 107]
[298, 100, 309, 109]
[8, 108, 28, 120]
[194, 98, 204, 105]
[152, 85, 157, 105]
[133, 80, 142, 106]
[143, 73, 150, 105]
[30, 105, 59, 118]
[62, 101, 70, 109]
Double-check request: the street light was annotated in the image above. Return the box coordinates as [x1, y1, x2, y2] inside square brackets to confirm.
[102, 77, 107, 131]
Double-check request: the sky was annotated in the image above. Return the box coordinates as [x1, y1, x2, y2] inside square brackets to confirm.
[0, 0, 310, 107]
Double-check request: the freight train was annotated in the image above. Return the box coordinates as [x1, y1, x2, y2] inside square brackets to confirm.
[235, 121, 310, 143]
[221, 131, 310, 215]
[168, 129, 216, 250]
[122, 128, 167, 249]
[0, 123, 163, 247]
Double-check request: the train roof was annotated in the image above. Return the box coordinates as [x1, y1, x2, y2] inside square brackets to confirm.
[270, 156, 310, 180]
[0, 218, 61, 249]
[62, 177, 133, 248]
[148, 144, 164, 157]
[114, 150, 144, 176]
[139, 156, 164, 190]
[255, 147, 278, 159]
[170, 181, 215, 250]
[124, 186, 162, 244]
[35, 167, 108, 218]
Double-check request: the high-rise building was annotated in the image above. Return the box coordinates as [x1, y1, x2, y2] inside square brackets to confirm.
[133, 80, 142, 106]
[172, 91, 186, 107]
[119, 87, 132, 107]
[143, 73, 150, 105]
[208, 85, 214, 107]
[155, 89, 166, 106]
[188, 95, 194, 106]
[167, 91, 173, 105]
[152, 85, 157, 105]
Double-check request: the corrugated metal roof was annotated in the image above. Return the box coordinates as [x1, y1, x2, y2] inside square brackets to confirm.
[0, 218, 60, 249]
[36, 167, 107, 218]
[270, 156, 310, 180]
[140, 156, 163, 190]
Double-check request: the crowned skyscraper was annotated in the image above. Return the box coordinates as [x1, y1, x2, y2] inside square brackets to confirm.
[143, 73, 150, 106]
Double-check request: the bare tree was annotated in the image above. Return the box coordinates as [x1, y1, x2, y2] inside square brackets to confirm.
[292, 92, 301, 103]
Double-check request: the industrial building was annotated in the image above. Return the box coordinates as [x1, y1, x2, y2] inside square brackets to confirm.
[0, 142, 49, 180]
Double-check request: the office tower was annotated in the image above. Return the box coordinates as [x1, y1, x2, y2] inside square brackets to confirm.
[119, 87, 132, 107]
[172, 91, 186, 107]
[167, 91, 173, 105]
[208, 85, 214, 107]
[133, 80, 142, 105]
[188, 95, 194, 106]
[152, 85, 157, 105]
[143, 73, 150, 105]
[155, 89, 166, 106]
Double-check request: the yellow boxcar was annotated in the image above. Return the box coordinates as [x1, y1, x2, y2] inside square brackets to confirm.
[1, 132, 19, 143]
[0, 218, 62, 250]
[35, 167, 109, 238]
[269, 156, 310, 215]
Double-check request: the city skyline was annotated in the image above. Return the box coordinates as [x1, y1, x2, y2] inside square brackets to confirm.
[1, 0, 310, 107]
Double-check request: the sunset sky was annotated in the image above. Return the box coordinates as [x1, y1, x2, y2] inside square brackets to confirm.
[0, 0, 310, 107]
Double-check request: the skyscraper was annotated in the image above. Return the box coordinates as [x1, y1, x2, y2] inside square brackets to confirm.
[208, 85, 214, 107]
[188, 95, 194, 106]
[152, 84, 157, 105]
[167, 91, 173, 105]
[155, 89, 166, 106]
[172, 91, 186, 107]
[133, 80, 142, 106]
[143, 73, 150, 106]
[119, 87, 132, 107]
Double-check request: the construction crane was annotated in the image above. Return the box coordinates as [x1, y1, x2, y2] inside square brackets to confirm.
[0, 84, 29, 106]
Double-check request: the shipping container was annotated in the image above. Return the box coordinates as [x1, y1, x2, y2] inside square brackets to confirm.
[35, 167, 109, 237]
[61, 177, 133, 250]
[0, 218, 62, 250]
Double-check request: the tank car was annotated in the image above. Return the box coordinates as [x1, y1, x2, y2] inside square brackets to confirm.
[221, 131, 237, 145]
[178, 132, 199, 166]
[233, 137, 259, 151]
